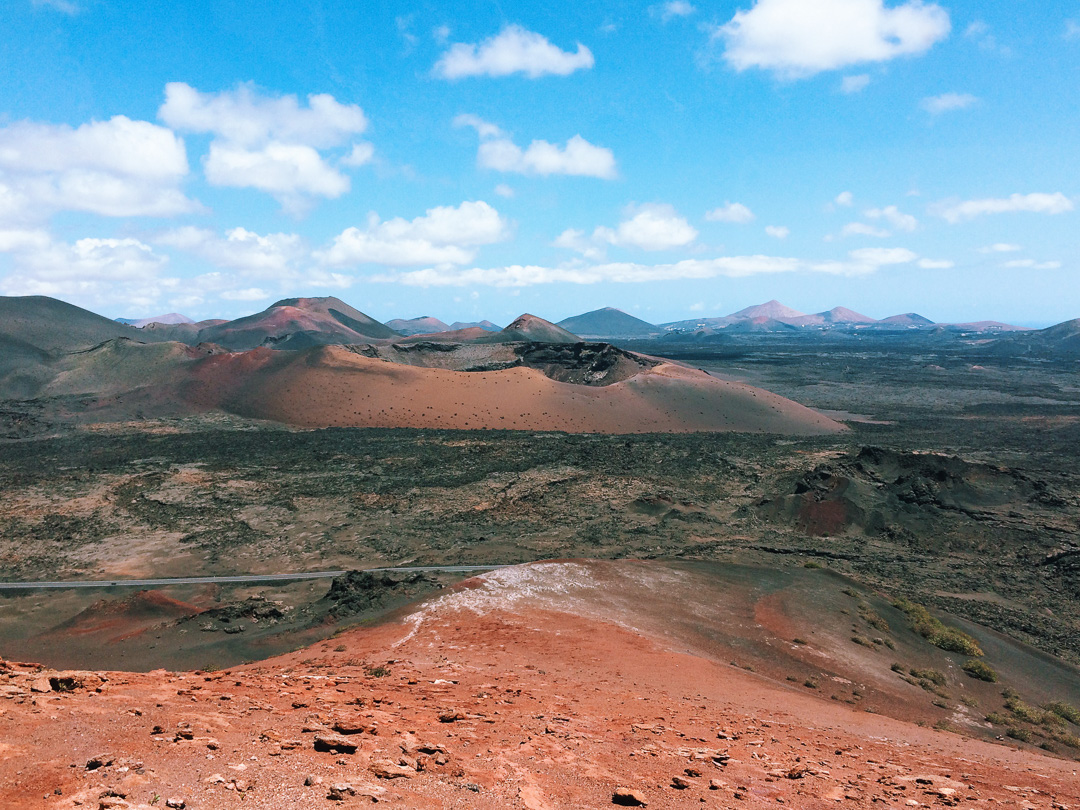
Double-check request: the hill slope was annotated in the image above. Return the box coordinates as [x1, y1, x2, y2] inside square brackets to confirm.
[0, 295, 140, 352]
[198, 296, 397, 349]
[556, 307, 659, 338]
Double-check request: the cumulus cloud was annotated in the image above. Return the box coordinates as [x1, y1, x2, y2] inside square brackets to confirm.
[318, 200, 510, 268]
[841, 73, 871, 93]
[713, 0, 951, 78]
[765, 225, 790, 239]
[652, 1, 696, 22]
[0, 234, 174, 311]
[556, 204, 698, 257]
[457, 115, 616, 179]
[921, 92, 978, 114]
[159, 82, 371, 207]
[434, 25, 594, 79]
[705, 201, 755, 223]
[979, 243, 1021, 253]
[156, 226, 305, 274]
[0, 116, 196, 220]
[835, 191, 854, 206]
[933, 192, 1075, 223]
[866, 205, 917, 231]
[493, 183, 515, 198]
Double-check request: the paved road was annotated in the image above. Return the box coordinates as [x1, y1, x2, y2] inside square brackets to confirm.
[0, 565, 501, 590]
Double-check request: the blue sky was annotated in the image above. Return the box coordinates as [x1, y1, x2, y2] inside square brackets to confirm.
[0, 0, 1076, 326]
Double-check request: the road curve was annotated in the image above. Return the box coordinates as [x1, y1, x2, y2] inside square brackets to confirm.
[0, 565, 502, 590]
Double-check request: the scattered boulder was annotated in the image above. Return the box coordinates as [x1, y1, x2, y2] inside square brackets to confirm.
[314, 734, 358, 754]
[369, 759, 415, 779]
[613, 787, 648, 806]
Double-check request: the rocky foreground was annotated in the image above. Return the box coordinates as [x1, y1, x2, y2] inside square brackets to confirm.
[2, 565, 1078, 809]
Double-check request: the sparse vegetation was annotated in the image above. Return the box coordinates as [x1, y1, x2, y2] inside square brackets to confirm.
[909, 668, 946, 687]
[804, 561, 823, 569]
[1045, 701, 1080, 725]
[364, 665, 391, 678]
[893, 597, 983, 656]
[804, 678, 819, 689]
[858, 602, 890, 632]
[851, 634, 875, 648]
[962, 659, 998, 682]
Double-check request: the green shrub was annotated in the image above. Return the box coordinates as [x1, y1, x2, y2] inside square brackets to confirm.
[804, 561, 823, 569]
[962, 659, 998, 682]
[890, 663, 905, 673]
[893, 597, 983, 656]
[1006, 726, 1033, 743]
[858, 602, 890, 632]
[1045, 701, 1080, 725]
[910, 668, 947, 687]
[851, 635, 875, 648]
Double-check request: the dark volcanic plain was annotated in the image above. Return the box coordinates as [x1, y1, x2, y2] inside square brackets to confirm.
[2, 323, 1080, 807]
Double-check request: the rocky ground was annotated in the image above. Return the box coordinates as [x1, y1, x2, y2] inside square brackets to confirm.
[3, 562, 1079, 810]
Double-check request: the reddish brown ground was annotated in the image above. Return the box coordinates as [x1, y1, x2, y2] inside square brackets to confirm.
[1, 564, 1077, 809]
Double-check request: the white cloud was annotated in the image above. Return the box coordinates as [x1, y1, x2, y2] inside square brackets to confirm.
[374, 255, 802, 287]
[220, 287, 270, 301]
[156, 226, 305, 275]
[841, 222, 890, 238]
[765, 225, 790, 239]
[866, 204, 917, 231]
[652, 2, 696, 22]
[713, 0, 950, 78]
[0, 116, 196, 219]
[160, 82, 367, 148]
[841, 74, 871, 93]
[340, 142, 375, 168]
[557, 204, 697, 256]
[458, 114, 616, 179]
[934, 192, 1075, 223]
[917, 258, 954, 269]
[478, 134, 616, 179]
[705, 201, 755, 223]
[205, 142, 350, 199]
[434, 25, 594, 79]
[1002, 259, 1062, 270]
[813, 246, 919, 275]
[1067, 20, 1080, 40]
[835, 191, 854, 206]
[318, 200, 510, 268]
[494, 183, 515, 198]
[159, 83, 368, 206]
[596, 204, 698, 251]
[0, 228, 51, 252]
[921, 92, 978, 114]
[0, 234, 173, 311]
[453, 113, 505, 139]
[979, 243, 1021, 253]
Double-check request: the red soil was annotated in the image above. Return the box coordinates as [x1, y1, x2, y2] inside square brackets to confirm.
[1, 562, 1076, 809]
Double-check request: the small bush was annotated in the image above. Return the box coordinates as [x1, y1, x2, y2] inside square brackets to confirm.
[985, 711, 1010, 725]
[858, 602, 890, 632]
[851, 635, 875, 648]
[893, 597, 983, 656]
[962, 659, 998, 682]
[1050, 729, 1080, 749]
[804, 561, 823, 569]
[891, 663, 905, 673]
[910, 668, 947, 687]
[1006, 726, 1033, 743]
[960, 694, 979, 708]
[804, 678, 819, 689]
[364, 665, 391, 678]
[792, 638, 809, 645]
[1045, 701, 1080, 725]
[841, 587, 859, 597]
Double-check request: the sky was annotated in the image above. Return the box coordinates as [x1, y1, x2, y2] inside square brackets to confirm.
[0, 1, 1077, 327]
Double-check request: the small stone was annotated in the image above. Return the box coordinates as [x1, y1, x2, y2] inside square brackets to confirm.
[709, 779, 724, 790]
[369, 758, 415, 779]
[327, 784, 355, 801]
[304, 775, 321, 786]
[30, 677, 53, 693]
[438, 709, 466, 723]
[672, 776, 692, 789]
[165, 799, 186, 809]
[86, 754, 114, 771]
[613, 786, 648, 806]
